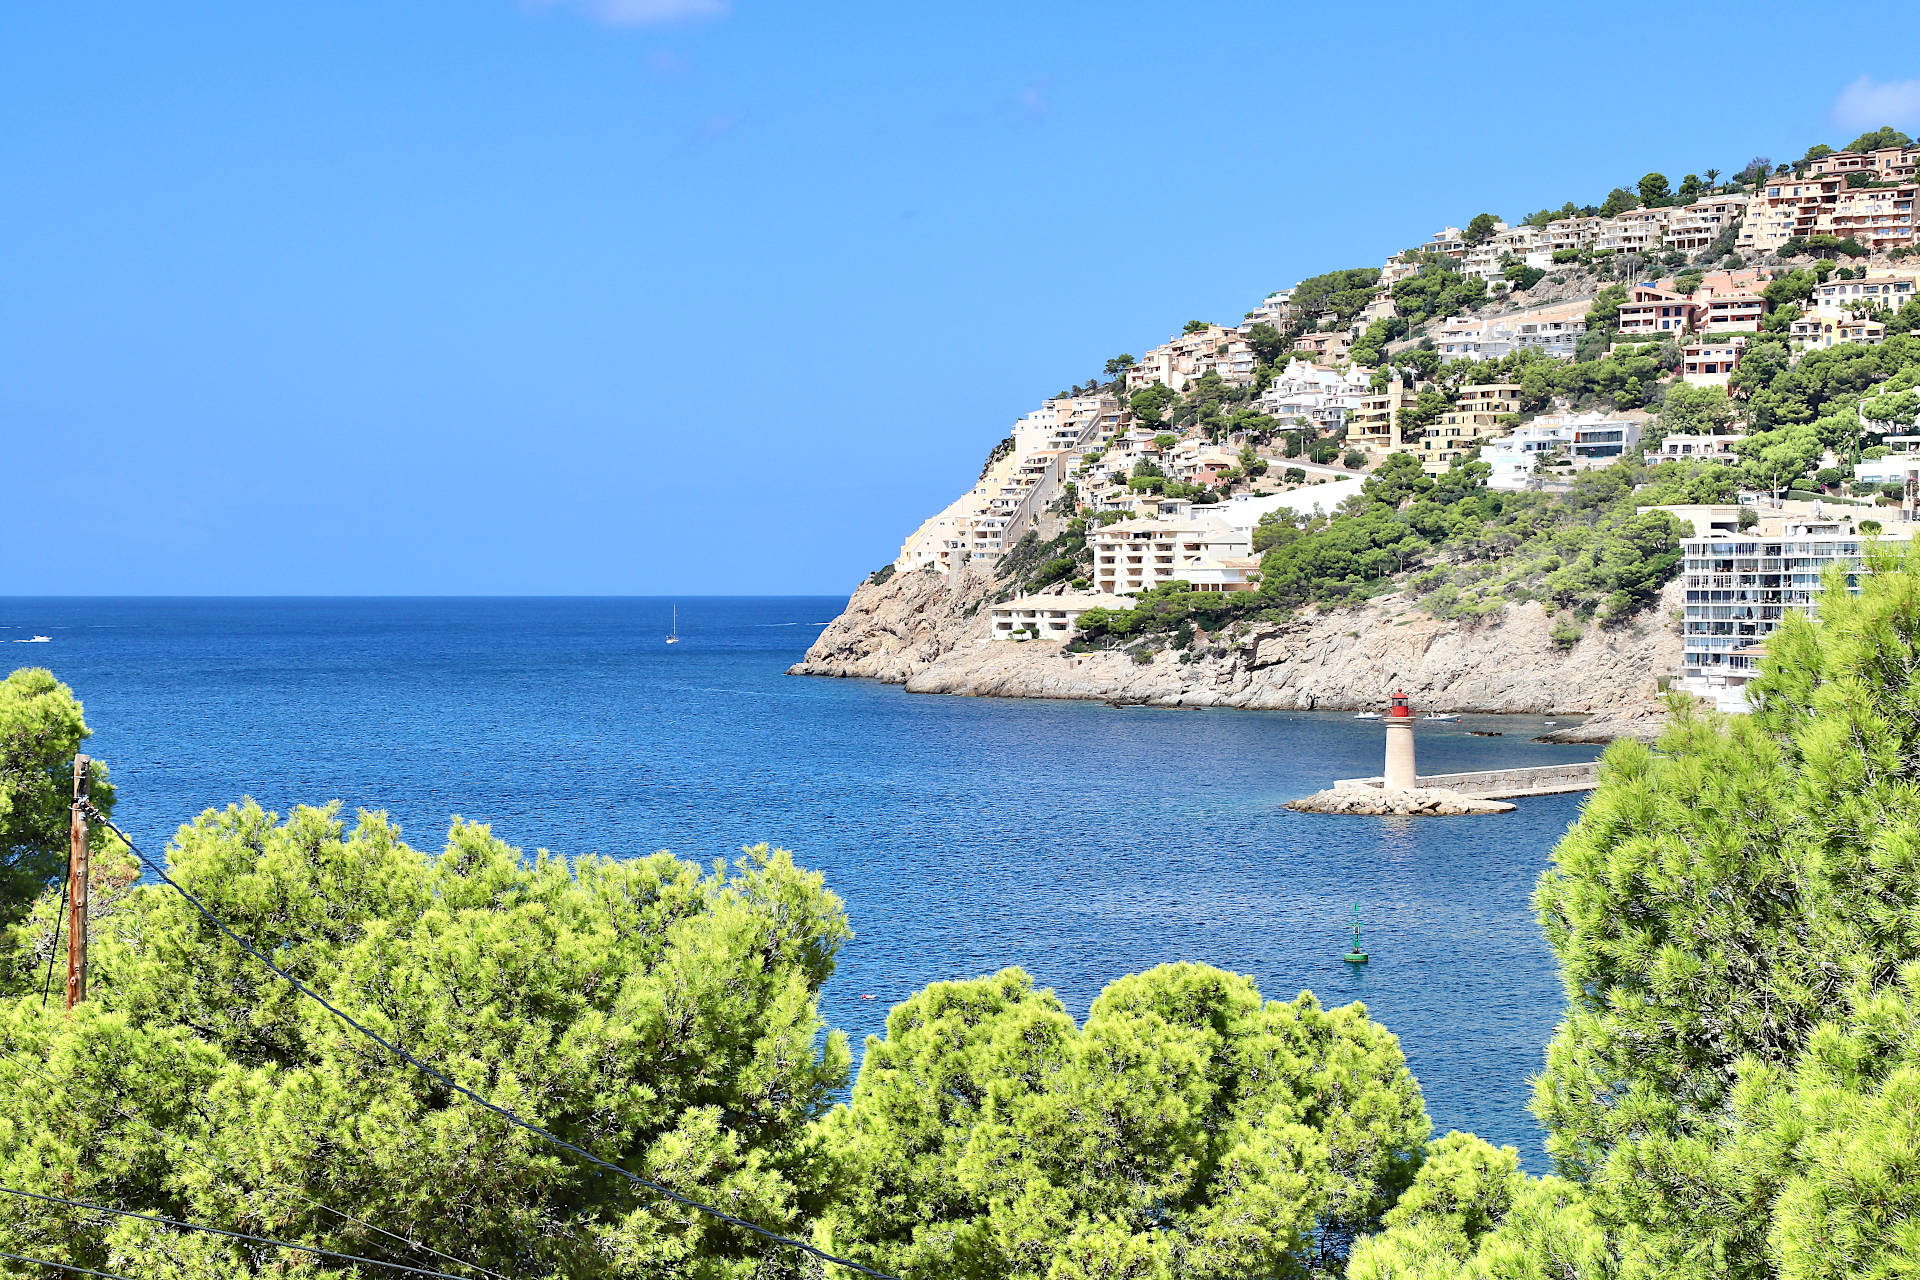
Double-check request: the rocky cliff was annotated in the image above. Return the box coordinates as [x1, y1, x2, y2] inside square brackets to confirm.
[789, 567, 1682, 742]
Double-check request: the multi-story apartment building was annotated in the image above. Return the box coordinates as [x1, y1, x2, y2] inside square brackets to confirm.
[1417, 383, 1521, 474]
[988, 593, 1109, 641]
[1127, 324, 1255, 393]
[1739, 174, 1920, 252]
[1618, 283, 1696, 336]
[1806, 145, 1920, 181]
[1676, 513, 1909, 709]
[1434, 304, 1588, 363]
[1790, 313, 1887, 350]
[1256, 357, 1370, 429]
[1662, 195, 1749, 251]
[1682, 336, 1745, 386]
[1089, 515, 1255, 596]
[1618, 271, 1767, 338]
[1656, 433, 1743, 463]
[1347, 380, 1419, 453]
[1827, 182, 1920, 252]
[1594, 207, 1674, 254]
[1810, 269, 1920, 312]
[895, 394, 1115, 574]
[1546, 217, 1603, 255]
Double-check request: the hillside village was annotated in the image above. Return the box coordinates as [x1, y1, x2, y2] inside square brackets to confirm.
[876, 131, 1920, 712]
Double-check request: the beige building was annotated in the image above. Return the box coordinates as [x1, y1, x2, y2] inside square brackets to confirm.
[1663, 195, 1749, 251]
[1416, 383, 1521, 474]
[1739, 174, 1920, 252]
[1127, 324, 1255, 393]
[1806, 145, 1920, 181]
[1348, 381, 1419, 453]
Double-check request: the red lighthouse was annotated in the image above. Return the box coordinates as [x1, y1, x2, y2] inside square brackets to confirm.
[1383, 688, 1417, 788]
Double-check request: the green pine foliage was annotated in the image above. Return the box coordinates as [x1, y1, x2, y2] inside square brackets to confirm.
[0, 805, 853, 1278]
[816, 964, 1429, 1280]
[0, 669, 115, 932]
[1351, 540, 1920, 1279]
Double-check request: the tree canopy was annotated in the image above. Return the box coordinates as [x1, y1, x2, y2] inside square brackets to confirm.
[0, 668, 114, 931]
[0, 806, 853, 1278]
[818, 964, 1429, 1280]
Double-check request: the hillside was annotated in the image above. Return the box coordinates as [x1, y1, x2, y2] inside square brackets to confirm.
[798, 128, 1920, 729]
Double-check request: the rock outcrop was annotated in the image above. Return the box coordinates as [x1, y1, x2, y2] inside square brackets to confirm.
[1284, 784, 1516, 816]
[792, 567, 1683, 738]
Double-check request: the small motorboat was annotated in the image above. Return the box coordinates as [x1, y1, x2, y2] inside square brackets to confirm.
[1353, 711, 1381, 720]
[1421, 712, 1460, 722]
[19, 636, 49, 643]
[1542, 720, 1558, 727]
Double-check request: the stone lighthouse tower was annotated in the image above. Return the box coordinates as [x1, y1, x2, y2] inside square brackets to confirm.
[1383, 689, 1417, 789]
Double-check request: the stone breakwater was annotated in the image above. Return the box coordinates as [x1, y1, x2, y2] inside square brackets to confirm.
[790, 566, 1682, 741]
[1285, 785, 1516, 816]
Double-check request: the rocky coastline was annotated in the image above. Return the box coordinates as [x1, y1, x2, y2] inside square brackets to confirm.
[789, 566, 1682, 742]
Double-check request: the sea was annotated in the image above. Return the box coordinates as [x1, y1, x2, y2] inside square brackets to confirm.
[0, 596, 1600, 1164]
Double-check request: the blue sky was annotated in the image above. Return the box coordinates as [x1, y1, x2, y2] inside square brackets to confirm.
[5, 1, 1919, 595]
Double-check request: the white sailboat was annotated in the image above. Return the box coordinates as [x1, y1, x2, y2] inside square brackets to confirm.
[666, 604, 680, 644]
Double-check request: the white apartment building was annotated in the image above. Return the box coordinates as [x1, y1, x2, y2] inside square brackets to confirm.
[1677, 514, 1911, 710]
[1790, 313, 1887, 351]
[896, 394, 1116, 574]
[1856, 437, 1920, 485]
[1594, 207, 1674, 254]
[1810, 270, 1920, 313]
[1434, 304, 1587, 363]
[1089, 515, 1254, 596]
[1478, 423, 1573, 490]
[1256, 357, 1370, 428]
[989, 594, 1109, 641]
[1546, 217, 1603, 255]
[1657, 433, 1743, 463]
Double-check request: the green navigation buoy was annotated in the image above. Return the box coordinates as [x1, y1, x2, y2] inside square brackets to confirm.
[1344, 903, 1369, 964]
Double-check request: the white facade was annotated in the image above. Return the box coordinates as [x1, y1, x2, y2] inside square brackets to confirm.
[1678, 517, 1907, 710]
[989, 594, 1109, 641]
[1478, 423, 1574, 490]
[1089, 515, 1254, 596]
[1657, 433, 1743, 463]
[1256, 357, 1370, 428]
[1857, 437, 1920, 485]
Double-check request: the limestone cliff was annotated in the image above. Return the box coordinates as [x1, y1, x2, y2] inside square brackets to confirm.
[790, 567, 1681, 740]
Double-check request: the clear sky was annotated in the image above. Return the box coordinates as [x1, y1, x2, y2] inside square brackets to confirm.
[5, 1, 1919, 595]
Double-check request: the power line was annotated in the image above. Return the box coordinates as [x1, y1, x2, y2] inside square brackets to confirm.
[0, 1250, 132, 1280]
[82, 804, 896, 1280]
[0, 1048, 510, 1280]
[0, 1185, 475, 1280]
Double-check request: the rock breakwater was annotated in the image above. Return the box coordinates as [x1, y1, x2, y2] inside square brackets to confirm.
[1284, 784, 1516, 816]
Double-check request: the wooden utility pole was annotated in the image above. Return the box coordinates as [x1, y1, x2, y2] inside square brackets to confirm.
[66, 755, 89, 1011]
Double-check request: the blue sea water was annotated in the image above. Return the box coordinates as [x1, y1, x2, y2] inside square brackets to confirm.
[0, 596, 1598, 1163]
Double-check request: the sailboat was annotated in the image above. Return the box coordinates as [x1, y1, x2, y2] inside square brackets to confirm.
[665, 604, 680, 644]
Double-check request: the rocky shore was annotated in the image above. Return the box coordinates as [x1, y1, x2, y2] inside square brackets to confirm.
[790, 566, 1681, 740]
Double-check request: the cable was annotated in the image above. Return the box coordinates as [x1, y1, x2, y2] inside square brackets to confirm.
[0, 1048, 510, 1280]
[40, 873, 67, 1009]
[0, 1250, 133, 1280]
[0, 1185, 475, 1280]
[83, 805, 896, 1280]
